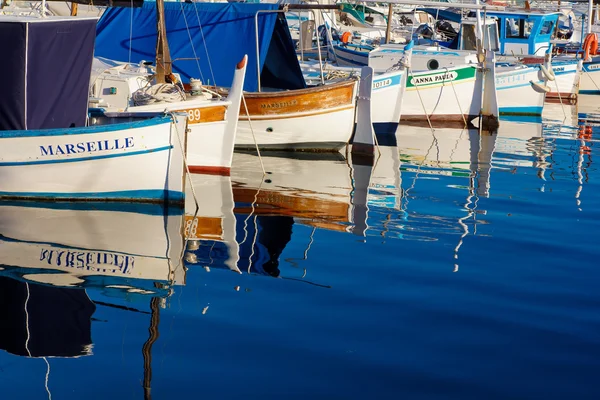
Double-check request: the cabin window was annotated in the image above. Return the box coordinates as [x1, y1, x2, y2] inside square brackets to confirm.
[485, 23, 500, 51]
[540, 20, 554, 35]
[462, 24, 477, 50]
[505, 18, 533, 39]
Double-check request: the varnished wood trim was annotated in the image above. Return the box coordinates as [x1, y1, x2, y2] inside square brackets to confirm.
[173, 105, 227, 124]
[184, 216, 223, 240]
[233, 187, 350, 223]
[188, 165, 231, 176]
[241, 80, 357, 116]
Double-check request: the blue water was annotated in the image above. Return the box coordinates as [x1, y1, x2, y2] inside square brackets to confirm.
[1, 105, 599, 399]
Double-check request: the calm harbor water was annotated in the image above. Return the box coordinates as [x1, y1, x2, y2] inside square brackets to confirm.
[0, 101, 599, 399]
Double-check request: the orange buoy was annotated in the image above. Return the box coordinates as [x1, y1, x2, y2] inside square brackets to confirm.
[583, 33, 598, 60]
[341, 31, 352, 44]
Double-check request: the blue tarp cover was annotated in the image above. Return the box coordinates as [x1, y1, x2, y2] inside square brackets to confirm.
[96, 2, 306, 91]
[418, 8, 462, 24]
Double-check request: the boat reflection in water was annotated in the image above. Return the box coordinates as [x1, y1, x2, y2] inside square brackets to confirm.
[184, 151, 375, 280]
[370, 118, 552, 269]
[183, 119, 555, 277]
[0, 202, 185, 397]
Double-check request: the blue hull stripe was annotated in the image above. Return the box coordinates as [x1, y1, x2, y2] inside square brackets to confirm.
[0, 116, 172, 138]
[0, 189, 184, 203]
[499, 106, 543, 116]
[0, 145, 172, 167]
[0, 199, 184, 215]
[579, 90, 600, 95]
[332, 52, 368, 66]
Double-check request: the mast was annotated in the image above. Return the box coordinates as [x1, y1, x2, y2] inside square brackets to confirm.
[385, 4, 393, 44]
[155, 0, 173, 84]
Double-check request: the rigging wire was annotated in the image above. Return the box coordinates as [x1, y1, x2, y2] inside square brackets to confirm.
[178, 1, 205, 83]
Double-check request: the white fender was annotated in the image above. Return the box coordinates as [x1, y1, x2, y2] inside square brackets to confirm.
[540, 64, 555, 81]
[530, 80, 551, 93]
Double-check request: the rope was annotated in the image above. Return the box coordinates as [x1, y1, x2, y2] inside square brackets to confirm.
[407, 68, 435, 133]
[446, 67, 468, 127]
[192, 1, 217, 86]
[242, 94, 266, 175]
[132, 83, 186, 106]
[169, 112, 200, 213]
[553, 75, 567, 119]
[178, 1, 204, 83]
[583, 68, 600, 92]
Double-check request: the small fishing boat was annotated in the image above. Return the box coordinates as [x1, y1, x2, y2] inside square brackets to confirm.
[95, 2, 362, 152]
[93, 0, 246, 175]
[0, 14, 188, 204]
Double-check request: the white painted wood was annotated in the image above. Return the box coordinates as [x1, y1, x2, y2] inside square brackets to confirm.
[0, 115, 187, 202]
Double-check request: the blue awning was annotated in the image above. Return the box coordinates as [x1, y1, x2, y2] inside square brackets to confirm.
[417, 8, 462, 24]
[96, 1, 306, 92]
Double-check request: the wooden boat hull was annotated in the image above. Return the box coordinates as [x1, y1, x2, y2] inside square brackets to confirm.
[0, 115, 187, 204]
[236, 79, 358, 151]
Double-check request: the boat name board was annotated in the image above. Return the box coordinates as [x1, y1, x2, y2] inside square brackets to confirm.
[373, 78, 392, 89]
[409, 71, 458, 87]
[586, 63, 600, 71]
[260, 100, 299, 109]
[40, 248, 135, 274]
[40, 138, 134, 157]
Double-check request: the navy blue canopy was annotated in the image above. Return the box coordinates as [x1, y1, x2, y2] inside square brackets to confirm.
[418, 8, 463, 24]
[0, 17, 96, 131]
[96, 2, 306, 92]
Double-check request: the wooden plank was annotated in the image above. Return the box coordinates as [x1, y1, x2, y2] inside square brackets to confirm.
[174, 105, 227, 124]
[242, 80, 356, 116]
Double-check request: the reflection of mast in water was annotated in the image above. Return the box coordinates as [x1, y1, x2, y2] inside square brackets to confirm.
[142, 296, 161, 400]
[575, 125, 593, 210]
[349, 153, 374, 237]
[454, 130, 490, 272]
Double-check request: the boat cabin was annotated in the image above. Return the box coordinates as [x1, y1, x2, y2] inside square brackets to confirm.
[459, 11, 559, 56]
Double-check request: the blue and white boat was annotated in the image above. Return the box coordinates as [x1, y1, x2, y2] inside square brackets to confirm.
[0, 15, 188, 204]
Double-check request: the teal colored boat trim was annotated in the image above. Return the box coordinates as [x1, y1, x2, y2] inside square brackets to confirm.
[0, 199, 184, 216]
[0, 115, 172, 139]
[579, 90, 600, 95]
[0, 145, 173, 167]
[0, 189, 185, 204]
[499, 106, 543, 116]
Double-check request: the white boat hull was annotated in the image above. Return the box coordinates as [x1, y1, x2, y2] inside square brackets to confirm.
[496, 66, 546, 116]
[0, 202, 186, 293]
[580, 59, 600, 95]
[236, 106, 355, 150]
[401, 66, 481, 123]
[0, 115, 187, 203]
